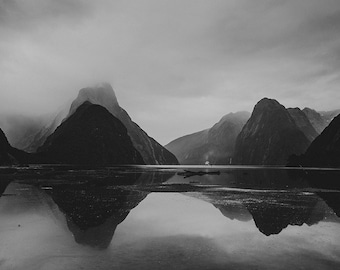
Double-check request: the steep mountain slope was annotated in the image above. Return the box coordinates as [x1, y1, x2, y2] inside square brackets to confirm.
[37, 102, 144, 165]
[0, 129, 13, 165]
[233, 98, 310, 165]
[319, 109, 340, 125]
[24, 108, 69, 153]
[300, 114, 340, 167]
[165, 129, 210, 164]
[0, 128, 29, 165]
[0, 114, 44, 150]
[287, 108, 319, 141]
[66, 83, 178, 165]
[302, 107, 328, 134]
[165, 112, 250, 164]
[0, 103, 71, 153]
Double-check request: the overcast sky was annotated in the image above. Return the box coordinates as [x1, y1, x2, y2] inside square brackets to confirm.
[1, 0, 340, 144]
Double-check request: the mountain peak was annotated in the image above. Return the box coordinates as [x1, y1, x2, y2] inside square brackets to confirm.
[78, 83, 117, 102]
[303, 107, 317, 113]
[218, 111, 250, 123]
[254, 98, 283, 112]
[68, 83, 119, 117]
[65, 84, 178, 165]
[38, 102, 144, 165]
[234, 98, 310, 165]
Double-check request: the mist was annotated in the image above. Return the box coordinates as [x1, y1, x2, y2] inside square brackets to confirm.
[1, 0, 340, 144]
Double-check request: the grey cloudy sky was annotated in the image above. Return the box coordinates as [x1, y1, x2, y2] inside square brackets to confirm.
[0, 0, 340, 144]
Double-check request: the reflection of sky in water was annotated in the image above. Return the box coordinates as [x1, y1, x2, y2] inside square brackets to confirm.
[0, 183, 340, 270]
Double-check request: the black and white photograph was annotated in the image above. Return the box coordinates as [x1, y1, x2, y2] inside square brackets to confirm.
[0, 0, 340, 269]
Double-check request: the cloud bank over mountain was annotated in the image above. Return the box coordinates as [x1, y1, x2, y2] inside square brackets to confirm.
[1, 0, 340, 144]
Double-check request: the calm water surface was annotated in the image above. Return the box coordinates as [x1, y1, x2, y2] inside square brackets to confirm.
[0, 165, 340, 270]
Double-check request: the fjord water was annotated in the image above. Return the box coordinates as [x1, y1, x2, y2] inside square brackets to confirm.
[0, 166, 340, 270]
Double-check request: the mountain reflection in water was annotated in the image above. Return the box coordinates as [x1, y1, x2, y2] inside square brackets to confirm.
[0, 166, 340, 269]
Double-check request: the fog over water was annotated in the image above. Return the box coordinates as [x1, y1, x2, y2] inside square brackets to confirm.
[1, 0, 340, 144]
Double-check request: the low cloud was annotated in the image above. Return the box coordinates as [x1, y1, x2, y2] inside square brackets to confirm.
[0, 0, 340, 144]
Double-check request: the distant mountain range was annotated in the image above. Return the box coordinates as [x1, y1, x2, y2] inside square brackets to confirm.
[67, 83, 177, 165]
[165, 112, 250, 164]
[167, 97, 340, 166]
[1, 87, 340, 167]
[0, 83, 178, 166]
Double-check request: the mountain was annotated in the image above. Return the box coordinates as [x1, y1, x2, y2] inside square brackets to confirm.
[287, 108, 319, 141]
[165, 112, 250, 164]
[0, 114, 45, 151]
[0, 103, 71, 153]
[24, 108, 70, 153]
[0, 128, 29, 165]
[5, 83, 177, 165]
[66, 83, 178, 165]
[165, 129, 209, 164]
[319, 109, 340, 125]
[37, 102, 144, 165]
[233, 98, 310, 165]
[299, 114, 340, 167]
[302, 107, 328, 134]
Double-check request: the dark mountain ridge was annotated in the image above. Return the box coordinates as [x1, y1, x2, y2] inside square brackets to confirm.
[2, 83, 178, 165]
[233, 98, 310, 165]
[0, 128, 29, 165]
[294, 114, 340, 167]
[37, 102, 144, 165]
[67, 83, 178, 165]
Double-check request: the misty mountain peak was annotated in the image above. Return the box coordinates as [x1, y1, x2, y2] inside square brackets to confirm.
[218, 111, 250, 124]
[68, 83, 119, 117]
[79, 82, 117, 102]
[165, 110, 250, 165]
[38, 101, 144, 165]
[66, 83, 178, 165]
